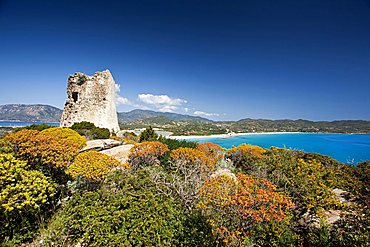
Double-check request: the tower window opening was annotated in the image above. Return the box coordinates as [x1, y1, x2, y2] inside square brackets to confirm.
[72, 92, 78, 102]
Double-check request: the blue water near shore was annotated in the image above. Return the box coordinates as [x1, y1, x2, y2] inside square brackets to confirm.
[0, 121, 59, 127]
[187, 133, 370, 164]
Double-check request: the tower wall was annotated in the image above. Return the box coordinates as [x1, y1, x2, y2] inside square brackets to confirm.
[60, 70, 120, 133]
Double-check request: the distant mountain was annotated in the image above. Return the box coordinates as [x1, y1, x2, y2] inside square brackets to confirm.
[228, 118, 370, 133]
[118, 109, 212, 122]
[0, 105, 211, 124]
[0, 104, 62, 122]
[1, 104, 369, 134]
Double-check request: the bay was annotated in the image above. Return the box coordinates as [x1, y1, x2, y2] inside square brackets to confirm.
[186, 133, 370, 164]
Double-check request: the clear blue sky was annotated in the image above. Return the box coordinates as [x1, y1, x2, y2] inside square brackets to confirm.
[1, 0, 369, 121]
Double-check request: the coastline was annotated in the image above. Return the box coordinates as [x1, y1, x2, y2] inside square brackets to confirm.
[168, 131, 303, 140]
[0, 120, 60, 128]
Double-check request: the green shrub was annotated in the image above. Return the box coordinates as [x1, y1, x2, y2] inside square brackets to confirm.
[158, 136, 197, 150]
[14, 124, 53, 132]
[90, 127, 110, 139]
[139, 126, 158, 142]
[71, 121, 95, 130]
[35, 169, 204, 246]
[71, 121, 110, 140]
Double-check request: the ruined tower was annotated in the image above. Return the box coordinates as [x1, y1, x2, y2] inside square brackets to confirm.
[60, 70, 120, 132]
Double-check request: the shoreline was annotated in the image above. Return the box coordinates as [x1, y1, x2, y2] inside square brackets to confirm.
[168, 131, 303, 140]
[168, 131, 370, 140]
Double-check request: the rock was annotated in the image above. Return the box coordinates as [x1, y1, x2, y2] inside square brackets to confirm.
[299, 211, 322, 228]
[210, 168, 237, 181]
[80, 139, 122, 152]
[300, 209, 342, 227]
[100, 144, 134, 163]
[332, 188, 353, 204]
[324, 210, 342, 224]
[60, 70, 120, 132]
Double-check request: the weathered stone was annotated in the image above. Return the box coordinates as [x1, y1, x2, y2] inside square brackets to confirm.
[100, 144, 134, 163]
[60, 70, 120, 132]
[80, 139, 122, 152]
[324, 210, 342, 224]
[332, 188, 352, 203]
[210, 168, 237, 181]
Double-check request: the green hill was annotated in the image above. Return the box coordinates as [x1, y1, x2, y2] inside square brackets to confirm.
[0, 104, 62, 122]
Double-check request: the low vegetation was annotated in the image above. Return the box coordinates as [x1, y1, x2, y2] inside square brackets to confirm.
[0, 125, 369, 246]
[71, 121, 110, 140]
[67, 151, 123, 182]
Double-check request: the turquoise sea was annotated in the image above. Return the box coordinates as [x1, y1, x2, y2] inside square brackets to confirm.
[186, 133, 370, 164]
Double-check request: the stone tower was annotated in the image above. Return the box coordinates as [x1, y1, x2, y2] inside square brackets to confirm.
[60, 70, 120, 132]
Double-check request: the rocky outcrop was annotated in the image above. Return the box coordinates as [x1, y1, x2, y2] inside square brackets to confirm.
[60, 70, 120, 132]
[298, 188, 359, 228]
[100, 144, 134, 163]
[80, 139, 122, 152]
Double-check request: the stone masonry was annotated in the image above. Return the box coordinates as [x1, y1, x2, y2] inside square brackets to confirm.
[60, 70, 120, 132]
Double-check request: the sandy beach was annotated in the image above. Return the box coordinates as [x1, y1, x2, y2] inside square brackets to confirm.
[168, 131, 302, 140]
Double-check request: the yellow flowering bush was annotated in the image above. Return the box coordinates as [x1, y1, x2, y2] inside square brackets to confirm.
[0, 153, 56, 212]
[227, 144, 266, 169]
[67, 151, 122, 182]
[170, 147, 215, 170]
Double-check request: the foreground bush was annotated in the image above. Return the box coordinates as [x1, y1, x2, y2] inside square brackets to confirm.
[227, 144, 266, 170]
[195, 142, 224, 164]
[198, 172, 294, 246]
[170, 147, 215, 171]
[67, 151, 122, 182]
[0, 154, 56, 244]
[0, 139, 13, 154]
[128, 141, 168, 168]
[2, 129, 39, 159]
[161, 148, 218, 210]
[4, 128, 86, 169]
[34, 170, 196, 247]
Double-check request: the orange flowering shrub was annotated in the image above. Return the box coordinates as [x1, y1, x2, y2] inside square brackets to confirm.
[227, 144, 266, 170]
[3, 129, 39, 159]
[195, 142, 224, 164]
[170, 147, 215, 170]
[198, 173, 294, 245]
[67, 151, 122, 182]
[163, 147, 217, 209]
[37, 128, 86, 168]
[4, 128, 86, 169]
[128, 141, 168, 168]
